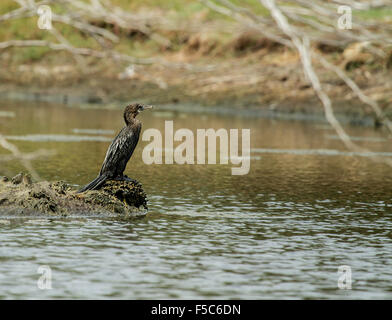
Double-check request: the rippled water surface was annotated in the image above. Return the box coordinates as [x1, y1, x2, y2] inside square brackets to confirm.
[0, 101, 391, 299]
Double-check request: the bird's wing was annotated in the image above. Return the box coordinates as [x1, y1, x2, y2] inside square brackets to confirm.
[99, 125, 141, 176]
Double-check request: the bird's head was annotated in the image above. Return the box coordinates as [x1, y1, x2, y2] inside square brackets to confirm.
[124, 103, 153, 124]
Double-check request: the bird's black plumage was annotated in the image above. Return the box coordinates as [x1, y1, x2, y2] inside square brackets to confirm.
[78, 103, 152, 193]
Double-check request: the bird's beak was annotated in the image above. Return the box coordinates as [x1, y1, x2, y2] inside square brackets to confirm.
[142, 105, 153, 111]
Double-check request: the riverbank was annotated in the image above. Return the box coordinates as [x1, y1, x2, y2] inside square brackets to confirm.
[1, 1, 391, 126]
[1, 45, 391, 127]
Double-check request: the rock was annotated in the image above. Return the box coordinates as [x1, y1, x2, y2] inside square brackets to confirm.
[0, 173, 148, 218]
[11, 173, 32, 185]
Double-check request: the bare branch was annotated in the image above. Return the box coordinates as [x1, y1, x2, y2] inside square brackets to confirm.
[203, 0, 392, 134]
[260, 0, 392, 167]
[316, 53, 392, 134]
[0, 133, 55, 181]
[0, 0, 209, 71]
[0, 39, 202, 70]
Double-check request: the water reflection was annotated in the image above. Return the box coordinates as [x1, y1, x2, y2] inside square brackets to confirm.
[5, 134, 112, 142]
[251, 148, 392, 157]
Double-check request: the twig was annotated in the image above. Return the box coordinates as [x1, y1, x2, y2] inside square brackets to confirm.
[260, 0, 392, 166]
[0, 133, 55, 180]
[203, 0, 392, 133]
[0, 39, 199, 69]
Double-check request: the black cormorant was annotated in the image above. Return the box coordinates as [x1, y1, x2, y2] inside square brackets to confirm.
[78, 103, 152, 193]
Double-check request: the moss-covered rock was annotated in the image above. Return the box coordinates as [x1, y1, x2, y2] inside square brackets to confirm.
[0, 173, 148, 218]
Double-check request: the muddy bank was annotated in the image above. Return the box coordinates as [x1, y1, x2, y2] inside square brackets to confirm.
[1, 34, 391, 127]
[0, 81, 380, 127]
[0, 173, 148, 218]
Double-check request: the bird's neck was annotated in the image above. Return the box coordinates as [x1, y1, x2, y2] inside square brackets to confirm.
[126, 118, 140, 127]
[124, 111, 139, 125]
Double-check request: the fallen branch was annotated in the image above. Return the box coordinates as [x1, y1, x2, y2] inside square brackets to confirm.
[203, 0, 392, 133]
[0, 0, 213, 71]
[0, 133, 55, 181]
[0, 39, 201, 70]
[260, 0, 392, 167]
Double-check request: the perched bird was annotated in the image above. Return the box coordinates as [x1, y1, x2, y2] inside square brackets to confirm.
[78, 103, 152, 193]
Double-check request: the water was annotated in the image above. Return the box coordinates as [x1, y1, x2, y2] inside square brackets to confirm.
[0, 101, 391, 299]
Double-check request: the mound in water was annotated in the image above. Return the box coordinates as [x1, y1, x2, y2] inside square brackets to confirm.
[0, 173, 147, 218]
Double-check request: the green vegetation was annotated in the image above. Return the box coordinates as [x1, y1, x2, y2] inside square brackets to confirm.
[1, 0, 390, 64]
[0, 0, 272, 63]
[355, 7, 392, 21]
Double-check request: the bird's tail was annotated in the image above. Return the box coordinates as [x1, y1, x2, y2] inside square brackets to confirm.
[77, 174, 108, 193]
